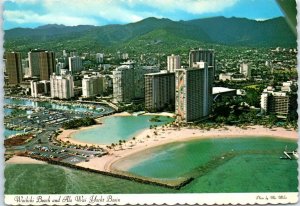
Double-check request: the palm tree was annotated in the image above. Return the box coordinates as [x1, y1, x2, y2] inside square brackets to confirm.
[111, 143, 115, 150]
[131, 137, 136, 146]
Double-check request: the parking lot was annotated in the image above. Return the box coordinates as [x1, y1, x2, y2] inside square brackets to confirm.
[5, 99, 114, 164]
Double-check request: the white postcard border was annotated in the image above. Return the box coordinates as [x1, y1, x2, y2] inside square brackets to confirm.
[4, 193, 299, 205]
[1, 0, 300, 206]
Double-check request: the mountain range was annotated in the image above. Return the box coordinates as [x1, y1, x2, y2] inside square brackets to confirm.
[4, 16, 296, 53]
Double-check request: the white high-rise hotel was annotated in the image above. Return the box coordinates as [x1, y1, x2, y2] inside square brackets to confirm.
[112, 64, 135, 103]
[112, 61, 159, 103]
[175, 49, 214, 122]
[167, 54, 181, 72]
[50, 74, 74, 99]
[240, 63, 251, 78]
[82, 75, 105, 98]
[96, 53, 104, 63]
[68, 56, 82, 74]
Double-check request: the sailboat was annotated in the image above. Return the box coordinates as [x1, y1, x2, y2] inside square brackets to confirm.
[280, 145, 298, 160]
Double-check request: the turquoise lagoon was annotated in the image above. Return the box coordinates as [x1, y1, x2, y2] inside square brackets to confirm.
[71, 115, 174, 145]
[112, 137, 298, 192]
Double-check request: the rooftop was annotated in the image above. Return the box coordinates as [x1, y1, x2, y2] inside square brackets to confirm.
[213, 87, 236, 95]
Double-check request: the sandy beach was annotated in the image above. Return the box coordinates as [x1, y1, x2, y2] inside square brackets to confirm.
[56, 111, 173, 146]
[6, 155, 47, 164]
[56, 117, 108, 147]
[143, 112, 175, 118]
[56, 112, 132, 147]
[112, 111, 132, 117]
[76, 124, 298, 173]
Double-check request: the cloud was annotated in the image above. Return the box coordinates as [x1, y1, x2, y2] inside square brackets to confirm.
[4, 10, 99, 26]
[4, 0, 240, 27]
[4, 0, 38, 4]
[133, 0, 240, 14]
[42, 0, 150, 23]
[255, 18, 268, 21]
[42, 0, 240, 18]
[41, 0, 239, 23]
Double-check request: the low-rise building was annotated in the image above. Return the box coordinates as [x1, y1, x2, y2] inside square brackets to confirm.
[260, 81, 296, 118]
[30, 80, 50, 97]
[212, 87, 236, 101]
[219, 73, 233, 81]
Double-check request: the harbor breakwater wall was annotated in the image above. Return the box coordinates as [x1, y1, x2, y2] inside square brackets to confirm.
[20, 155, 193, 190]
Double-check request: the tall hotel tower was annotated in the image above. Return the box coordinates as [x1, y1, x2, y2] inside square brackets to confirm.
[189, 48, 215, 68]
[39, 51, 55, 80]
[112, 65, 135, 103]
[167, 54, 181, 72]
[175, 61, 214, 122]
[5, 52, 23, 85]
[145, 71, 175, 112]
[28, 50, 55, 80]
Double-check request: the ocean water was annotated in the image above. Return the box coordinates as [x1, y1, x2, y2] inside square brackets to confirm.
[5, 164, 174, 194]
[5, 137, 298, 193]
[4, 129, 23, 139]
[71, 115, 174, 145]
[113, 137, 298, 192]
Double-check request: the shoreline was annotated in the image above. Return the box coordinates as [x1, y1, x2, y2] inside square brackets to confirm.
[75, 124, 298, 173]
[6, 156, 47, 164]
[56, 112, 132, 147]
[56, 111, 174, 146]
[56, 118, 108, 147]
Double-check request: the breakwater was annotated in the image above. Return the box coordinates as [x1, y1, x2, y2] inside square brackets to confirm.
[18, 154, 192, 190]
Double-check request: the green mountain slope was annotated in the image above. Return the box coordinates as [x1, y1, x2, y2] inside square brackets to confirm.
[4, 16, 296, 53]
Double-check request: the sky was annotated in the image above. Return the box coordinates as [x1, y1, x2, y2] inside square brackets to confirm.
[3, 0, 284, 30]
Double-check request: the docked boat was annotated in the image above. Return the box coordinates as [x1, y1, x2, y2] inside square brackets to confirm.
[280, 146, 298, 160]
